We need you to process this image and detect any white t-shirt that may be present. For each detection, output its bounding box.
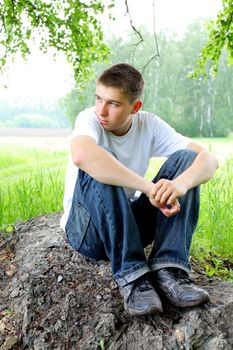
[60,107,190,231]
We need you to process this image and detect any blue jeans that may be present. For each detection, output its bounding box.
[65,149,199,287]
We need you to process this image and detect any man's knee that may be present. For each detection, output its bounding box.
[154,149,198,181]
[172,148,197,160]
[169,149,198,167]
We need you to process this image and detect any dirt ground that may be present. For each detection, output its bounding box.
[0,213,233,350]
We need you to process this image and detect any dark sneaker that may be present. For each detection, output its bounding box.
[119,275,163,315]
[152,268,210,308]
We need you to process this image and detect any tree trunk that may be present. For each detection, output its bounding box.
[206,77,214,137]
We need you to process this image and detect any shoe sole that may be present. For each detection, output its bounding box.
[157,289,210,308]
[124,303,163,316]
[169,296,210,308]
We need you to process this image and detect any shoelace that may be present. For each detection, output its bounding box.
[129,277,152,303]
[136,277,153,292]
[173,270,195,285]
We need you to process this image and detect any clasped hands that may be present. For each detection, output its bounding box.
[148,178,188,217]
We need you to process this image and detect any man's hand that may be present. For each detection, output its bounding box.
[148,178,188,217]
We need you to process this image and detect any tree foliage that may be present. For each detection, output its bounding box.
[0,0,111,84]
[191,0,233,77]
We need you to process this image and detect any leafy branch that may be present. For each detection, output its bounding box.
[124,0,160,73]
[0,0,110,86]
[191,0,233,78]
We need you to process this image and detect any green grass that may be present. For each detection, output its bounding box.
[0,135,232,279]
[191,158,233,279]
[194,134,233,161]
[193,159,233,257]
[0,143,68,226]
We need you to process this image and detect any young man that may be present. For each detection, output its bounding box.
[61,63,218,316]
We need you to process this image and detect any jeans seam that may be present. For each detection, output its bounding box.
[92,181,125,269]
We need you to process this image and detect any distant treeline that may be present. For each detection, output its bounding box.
[0,96,69,128]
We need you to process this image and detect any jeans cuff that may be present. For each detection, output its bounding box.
[148,258,191,276]
[114,262,150,288]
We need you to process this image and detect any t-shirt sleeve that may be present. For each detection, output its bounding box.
[71,107,101,143]
[152,115,190,157]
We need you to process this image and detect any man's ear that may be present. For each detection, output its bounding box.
[131,100,142,114]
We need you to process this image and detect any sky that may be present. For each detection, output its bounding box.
[0,0,222,100]
[112,0,222,35]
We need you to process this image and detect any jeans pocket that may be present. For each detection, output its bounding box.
[65,202,107,260]
[65,202,91,251]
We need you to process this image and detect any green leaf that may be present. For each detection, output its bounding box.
[0,0,113,86]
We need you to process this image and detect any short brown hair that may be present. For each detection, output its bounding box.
[97,63,144,103]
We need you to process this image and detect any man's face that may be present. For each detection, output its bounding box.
[95,83,142,136]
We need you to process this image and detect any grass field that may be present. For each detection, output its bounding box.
[0,134,233,278]
[0,136,69,226]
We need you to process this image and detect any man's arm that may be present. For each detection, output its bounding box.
[175,141,219,190]
[71,135,154,195]
[148,141,219,215]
